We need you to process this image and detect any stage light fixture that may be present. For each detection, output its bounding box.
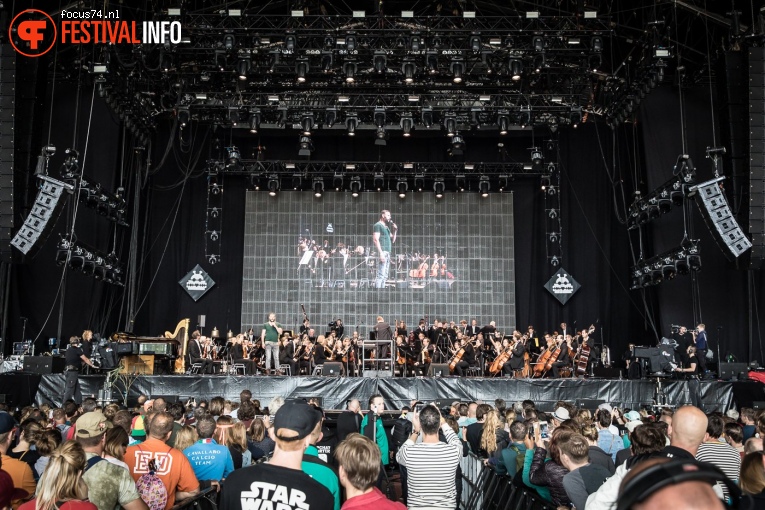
[374,108,386,128]
[444,113,457,137]
[298,135,314,156]
[509,59,523,80]
[570,106,582,128]
[479,176,490,197]
[313,178,324,197]
[333,174,343,191]
[434,178,445,198]
[455,175,466,192]
[321,52,333,72]
[267,175,279,196]
[350,177,361,197]
[223,34,235,50]
[451,132,465,156]
[178,108,190,127]
[450,60,464,83]
[226,146,241,167]
[519,106,531,128]
[533,54,545,73]
[591,36,603,53]
[497,111,510,135]
[296,59,309,82]
[410,36,421,51]
[397,179,408,198]
[402,61,416,83]
[248,111,261,133]
[374,127,388,146]
[343,61,357,83]
[325,108,337,127]
[160,52,172,72]
[589,54,602,72]
[470,35,481,52]
[414,174,425,192]
[374,52,387,73]
[532,35,544,52]
[531,147,543,165]
[400,114,413,137]
[426,51,438,74]
[237,58,251,80]
[285,34,296,51]
[541,175,550,191]
[345,115,358,136]
[421,107,433,128]
[346,35,357,51]
[499,175,510,192]
[301,113,314,135]
[373,173,384,191]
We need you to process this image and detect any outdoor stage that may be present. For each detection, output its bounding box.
[3,373,764,412]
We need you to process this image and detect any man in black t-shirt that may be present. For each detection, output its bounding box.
[220,401,333,510]
[63,336,97,404]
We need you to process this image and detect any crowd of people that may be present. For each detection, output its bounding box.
[2,391,765,510]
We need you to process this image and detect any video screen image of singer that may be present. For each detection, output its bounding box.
[242,192,516,330]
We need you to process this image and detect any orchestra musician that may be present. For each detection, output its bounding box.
[415,319,428,337]
[188,330,214,374]
[526,325,542,356]
[299,318,311,337]
[551,334,572,378]
[337,337,355,376]
[394,336,411,377]
[465,319,480,338]
[314,335,329,367]
[452,337,476,377]
[297,336,314,375]
[231,334,257,374]
[330,319,344,338]
[413,337,433,376]
[396,320,408,339]
[499,335,526,376]
[279,334,297,376]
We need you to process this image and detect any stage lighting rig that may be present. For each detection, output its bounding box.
[248,111,261,134]
[627,155,695,229]
[373,173,384,191]
[313,178,324,197]
[402,61,416,84]
[345,115,358,136]
[226,146,242,168]
[450,60,464,83]
[400,114,413,137]
[55,237,124,286]
[530,147,544,166]
[444,113,457,137]
[374,52,387,73]
[296,59,309,82]
[397,179,408,198]
[434,178,445,198]
[630,240,700,290]
[451,133,466,156]
[343,61,357,83]
[298,136,314,156]
[267,175,280,196]
[301,113,314,136]
[350,177,362,197]
[479,176,490,197]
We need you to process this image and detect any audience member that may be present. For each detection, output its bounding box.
[0,468,28,510]
[247,417,274,460]
[183,414,233,483]
[740,451,765,502]
[8,421,42,479]
[559,433,611,510]
[18,441,96,510]
[0,413,36,505]
[300,407,340,510]
[360,395,389,468]
[103,426,130,470]
[33,429,62,478]
[336,434,405,510]
[696,414,741,499]
[336,400,362,442]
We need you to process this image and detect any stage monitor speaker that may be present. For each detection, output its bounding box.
[116,342,138,355]
[576,399,606,410]
[198,315,206,328]
[593,367,622,379]
[428,364,451,377]
[10,176,73,257]
[719,362,749,381]
[694,179,752,260]
[23,356,65,374]
[323,362,343,376]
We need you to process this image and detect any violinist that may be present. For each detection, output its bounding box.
[188,330,214,375]
[551,334,572,378]
[231,334,257,375]
[313,335,329,367]
[337,337,355,376]
[394,336,410,377]
[453,337,476,377]
[396,320,408,339]
[298,336,314,374]
[279,334,297,376]
[413,337,433,376]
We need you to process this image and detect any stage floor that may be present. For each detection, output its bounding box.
[2,373,762,412]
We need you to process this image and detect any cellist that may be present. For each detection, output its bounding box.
[551,334,572,378]
[452,336,475,376]
[503,333,527,376]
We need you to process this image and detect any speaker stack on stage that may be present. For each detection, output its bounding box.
[23,356,65,374]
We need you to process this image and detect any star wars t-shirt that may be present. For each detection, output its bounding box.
[219,463,333,510]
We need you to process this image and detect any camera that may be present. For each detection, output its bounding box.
[670,324,681,334]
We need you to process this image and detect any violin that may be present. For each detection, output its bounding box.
[421,346,431,365]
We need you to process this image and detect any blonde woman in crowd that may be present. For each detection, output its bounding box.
[102,427,130,470]
[173,425,199,452]
[19,441,96,510]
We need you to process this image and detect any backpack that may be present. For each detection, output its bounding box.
[509,445,525,474]
[135,458,168,510]
[391,417,412,450]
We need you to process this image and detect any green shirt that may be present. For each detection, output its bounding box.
[302,445,340,510]
[262,322,281,343]
[373,221,392,253]
[361,413,390,466]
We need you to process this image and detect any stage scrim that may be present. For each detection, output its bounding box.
[242,192,516,331]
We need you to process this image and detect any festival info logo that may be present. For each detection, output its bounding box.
[544,268,581,305]
[9,9,57,57]
[179,264,215,302]
[9,8,183,57]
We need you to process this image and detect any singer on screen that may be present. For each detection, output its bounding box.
[372,209,397,288]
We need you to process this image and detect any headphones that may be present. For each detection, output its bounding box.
[617,459,754,510]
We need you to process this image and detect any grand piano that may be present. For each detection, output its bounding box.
[111,319,190,375]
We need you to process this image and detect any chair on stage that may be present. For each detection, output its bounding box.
[278,364,292,376]
[466,366,482,377]
[189,362,203,375]
[232,362,247,375]
[311,365,323,375]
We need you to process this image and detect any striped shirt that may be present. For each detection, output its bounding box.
[696,440,741,499]
[396,424,463,510]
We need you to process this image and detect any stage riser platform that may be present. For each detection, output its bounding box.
[2,374,759,412]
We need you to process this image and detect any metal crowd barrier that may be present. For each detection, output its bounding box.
[171,486,218,510]
[459,453,558,510]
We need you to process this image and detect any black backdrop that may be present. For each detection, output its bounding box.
[5,81,764,365]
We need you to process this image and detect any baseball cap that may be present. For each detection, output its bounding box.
[0,469,28,508]
[552,407,570,422]
[598,403,613,414]
[0,412,17,434]
[76,411,113,438]
[625,410,642,422]
[273,401,322,441]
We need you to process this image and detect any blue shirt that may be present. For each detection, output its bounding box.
[696,330,707,350]
[183,439,234,481]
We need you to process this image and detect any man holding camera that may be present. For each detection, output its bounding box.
[261,313,283,374]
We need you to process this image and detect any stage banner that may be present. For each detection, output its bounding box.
[179,264,215,302]
[544,268,580,305]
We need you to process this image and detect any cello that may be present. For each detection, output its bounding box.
[489,346,512,375]
[533,347,554,377]
[449,347,465,372]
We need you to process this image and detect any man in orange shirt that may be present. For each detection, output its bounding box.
[125,412,199,509]
[0,413,34,509]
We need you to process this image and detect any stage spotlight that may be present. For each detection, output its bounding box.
[675,257,690,275]
[532,35,544,52]
[374,52,387,73]
[346,35,357,51]
[301,113,314,135]
[499,175,510,192]
[421,107,433,128]
[591,36,603,53]
[589,54,602,71]
[237,58,250,80]
[519,106,531,128]
[509,59,522,80]
[455,175,466,192]
[345,115,358,136]
[497,111,510,135]
[226,146,241,167]
[223,34,235,50]
[267,175,279,196]
[298,135,314,156]
[374,127,388,146]
[451,132,465,156]
[688,254,701,271]
[178,108,190,127]
[313,178,324,197]
[296,59,309,82]
[470,35,481,52]
[444,114,457,137]
[374,108,386,128]
[321,52,333,72]
[433,179,445,198]
[248,111,261,134]
[350,177,361,197]
[530,147,543,165]
[160,52,172,72]
[426,51,438,74]
[402,61,416,84]
[410,36,421,51]
[657,195,672,214]
[325,107,337,127]
[479,176,490,197]
[397,179,408,198]
[662,259,677,280]
[285,34,296,51]
[450,60,464,83]
[570,106,582,128]
[343,61,357,83]
[373,173,384,191]
[400,114,413,137]
[541,175,550,191]
[333,173,343,191]
[414,174,425,192]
